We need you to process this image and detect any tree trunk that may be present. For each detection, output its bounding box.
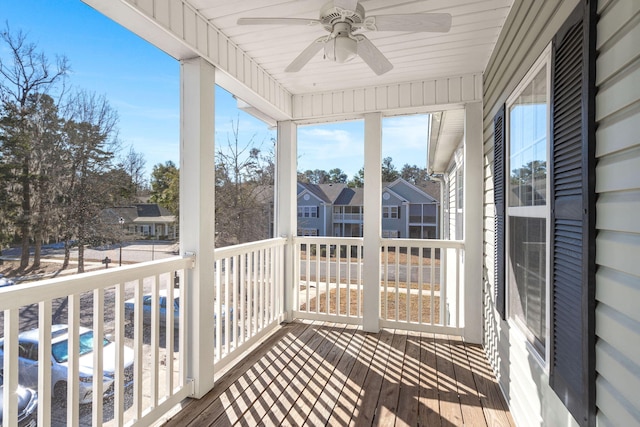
[77,244,84,273]
[62,240,70,269]
[33,234,41,268]
[19,157,31,269]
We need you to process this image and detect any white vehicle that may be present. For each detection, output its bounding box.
[0,274,15,288]
[0,325,135,404]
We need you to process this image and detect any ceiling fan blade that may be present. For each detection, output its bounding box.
[362,13,452,32]
[285,37,327,73]
[237,17,321,26]
[334,0,359,12]
[356,36,393,75]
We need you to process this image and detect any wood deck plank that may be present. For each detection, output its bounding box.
[166,321,308,426]
[375,330,407,426]
[304,326,365,426]
[263,322,346,425]
[418,332,442,427]
[325,331,381,426]
[464,341,516,427]
[187,320,317,426]
[351,328,394,427]
[161,322,513,427]
[448,335,487,427]
[434,334,464,426]
[284,324,358,425]
[230,321,335,426]
[394,330,421,427]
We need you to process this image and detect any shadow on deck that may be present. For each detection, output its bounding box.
[163,320,514,426]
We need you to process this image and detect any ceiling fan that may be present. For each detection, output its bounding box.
[237,0,452,75]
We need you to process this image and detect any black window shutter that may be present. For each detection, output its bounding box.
[549,1,596,426]
[493,104,506,320]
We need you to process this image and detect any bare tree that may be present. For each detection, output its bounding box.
[60,91,119,272]
[0,25,69,268]
[215,118,273,246]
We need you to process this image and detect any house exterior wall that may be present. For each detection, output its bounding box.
[445,144,464,241]
[481,1,582,426]
[593,0,640,425]
[297,196,324,235]
[381,191,404,237]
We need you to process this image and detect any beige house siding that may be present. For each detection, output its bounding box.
[481,0,581,426]
[594,0,640,425]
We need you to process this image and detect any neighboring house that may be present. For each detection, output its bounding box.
[297,178,440,239]
[102,204,177,240]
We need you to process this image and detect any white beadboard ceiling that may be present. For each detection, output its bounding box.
[188,0,513,95]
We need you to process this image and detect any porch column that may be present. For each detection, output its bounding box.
[180,57,216,397]
[363,112,382,333]
[463,101,483,344]
[276,120,297,321]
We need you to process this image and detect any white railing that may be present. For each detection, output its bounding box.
[332,213,364,222]
[380,238,464,332]
[293,237,464,334]
[294,237,364,324]
[213,238,286,372]
[0,256,194,427]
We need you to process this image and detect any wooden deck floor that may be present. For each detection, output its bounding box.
[163,320,514,427]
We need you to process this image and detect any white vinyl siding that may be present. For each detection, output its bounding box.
[594,0,640,425]
[481,1,582,426]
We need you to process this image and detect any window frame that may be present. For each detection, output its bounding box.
[505,44,552,368]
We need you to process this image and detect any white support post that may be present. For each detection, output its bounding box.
[363,112,382,333]
[275,120,297,321]
[180,57,216,397]
[463,101,483,344]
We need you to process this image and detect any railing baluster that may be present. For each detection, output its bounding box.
[151,274,160,407]
[418,247,424,325]
[215,258,222,361]
[165,274,175,396]
[133,278,143,419]
[67,293,80,427]
[325,244,330,315]
[406,246,412,323]
[92,287,104,425]
[115,282,125,425]
[240,253,246,344]
[431,247,436,325]
[3,309,19,427]
[37,300,52,427]
[305,242,310,312]
[346,244,352,317]
[395,246,400,322]
[232,254,238,350]
[357,244,362,317]
[315,243,320,314]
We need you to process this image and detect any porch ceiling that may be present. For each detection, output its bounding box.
[190,0,513,95]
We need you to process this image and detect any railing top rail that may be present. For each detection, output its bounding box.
[293,236,363,245]
[214,237,286,259]
[381,238,465,249]
[0,255,193,311]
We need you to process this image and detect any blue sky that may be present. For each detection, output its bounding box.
[1,0,428,180]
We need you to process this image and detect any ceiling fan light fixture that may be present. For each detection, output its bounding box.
[325,35,357,63]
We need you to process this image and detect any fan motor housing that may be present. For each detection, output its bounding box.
[320,1,365,32]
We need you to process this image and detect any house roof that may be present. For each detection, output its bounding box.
[103,204,176,225]
[296,178,440,206]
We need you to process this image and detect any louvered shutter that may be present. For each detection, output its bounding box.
[549,1,596,426]
[493,105,506,320]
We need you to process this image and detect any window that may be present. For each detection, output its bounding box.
[382,206,398,219]
[506,47,550,357]
[297,206,317,218]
